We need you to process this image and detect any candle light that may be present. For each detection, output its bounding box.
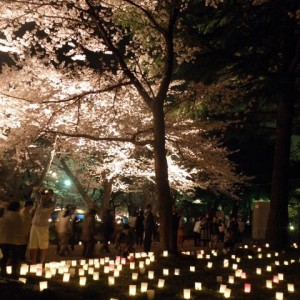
[141,282,148,292]
[158,278,165,288]
[287,283,295,292]
[219,284,227,293]
[39,281,48,291]
[93,272,99,280]
[63,273,70,282]
[174,268,180,276]
[224,288,231,298]
[244,283,251,293]
[108,276,115,285]
[190,266,195,272]
[78,268,85,276]
[20,264,28,275]
[228,276,234,284]
[207,262,213,268]
[130,262,135,269]
[113,269,120,277]
[129,285,136,296]
[79,277,86,286]
[266,280,273,289]
[183,288,191,299]
[148,270,154,279]
[195,282,202,290]
[147,290,155,300]
[275,292,284,300]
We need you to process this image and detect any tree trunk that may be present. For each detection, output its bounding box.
[60,158,95,209]
[266,90,294,249]
[266,9,299,248]
[152,100,174,252]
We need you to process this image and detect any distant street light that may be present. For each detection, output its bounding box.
[64,179,71,187]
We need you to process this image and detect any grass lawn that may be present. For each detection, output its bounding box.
[0,244,299,299]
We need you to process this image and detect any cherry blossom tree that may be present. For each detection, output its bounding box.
[0,0,246,251]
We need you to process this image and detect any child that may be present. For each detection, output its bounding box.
[115,224,134,257]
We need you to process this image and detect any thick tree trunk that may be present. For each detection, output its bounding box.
[266,9,299,248]
[152,101,174,252]
[266,90,294,249]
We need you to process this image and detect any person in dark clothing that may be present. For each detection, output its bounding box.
[81,209,97,258]
[115,224,135,257]
[135,210,144,247]
[171,206,181,253]
[143,204,155,253]
[100,208,115,253]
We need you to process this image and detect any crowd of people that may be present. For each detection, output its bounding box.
[0,186,246,276]
[191,213,245,253]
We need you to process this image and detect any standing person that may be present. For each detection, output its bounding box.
[143,204,155,253]
[0,201,26,275]
[200,214,211,249]
[193,217,201,247]
[135,210,144,247]
[56,207,72,256]
[210,215,220,249]
[100,208,115,253]
[81,208,97,258]
[171,206,181,253]
[29,187,56,265]
[19,200,34,262]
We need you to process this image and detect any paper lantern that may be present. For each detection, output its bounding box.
[275,292,284,300]
[147,290,155,300]
[287,283,295,292]
[129,285,136,296]
[224,288,231,298]
[244,283,251,293]
[174,268,180,276]
[108,276,115,285]
[256,268,262,275]
[190,266,195,272]
[183,288,191,299]
[130,262,135,269]
[93,272,99,280]
[132,272,138,280]
[278,273,284,281]
[163,268,169,276]
[228,276,234,284]
[39,281,48,291]
[207,262,213,268]
[148,270,154,279]
[163,250,168,257]
[219,284,227,293]
[63,273,70,282]
[79,277,86,286]
[195,282,202,290]
[158,279,165,288]
[141,282,148,292]
[216,276,223,283]
[266,280,273,289]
